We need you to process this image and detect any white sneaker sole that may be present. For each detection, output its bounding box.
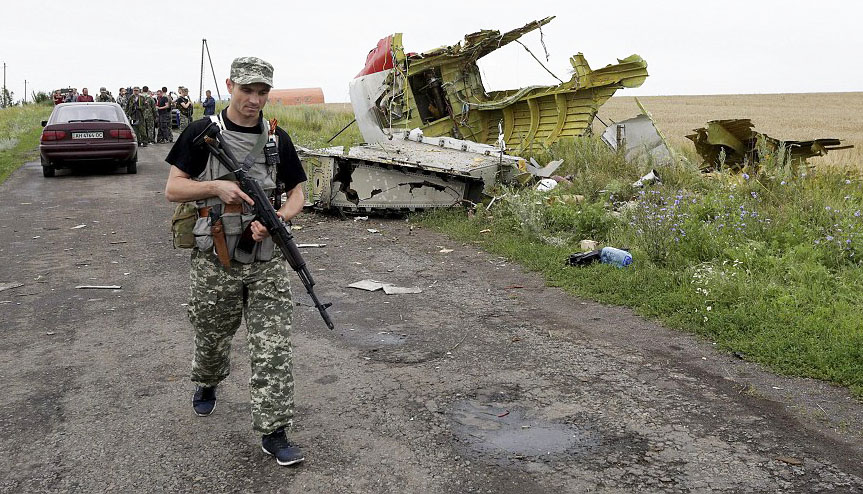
[261,445,305,466]
[194,402,215,417]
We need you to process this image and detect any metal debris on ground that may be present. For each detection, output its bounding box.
[686,119,853,171]
[297,243,327,248]
[299,132,529,213]
[348,279,422,294]
[601,98,673,164]
[75,285,122,289]
[632,169,661,187]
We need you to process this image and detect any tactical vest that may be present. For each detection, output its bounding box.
[191,113,278,264]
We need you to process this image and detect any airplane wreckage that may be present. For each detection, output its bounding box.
[299,17,650,213]
[686,119,853,171]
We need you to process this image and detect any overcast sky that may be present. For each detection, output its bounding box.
[2,0,861,103]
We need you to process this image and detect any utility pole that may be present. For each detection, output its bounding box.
[24,79,27,104]
[198,39,221,103]
[2,62,6,109]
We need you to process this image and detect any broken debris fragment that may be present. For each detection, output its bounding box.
[351,16,648,153]
[348,279,422,295]
[687,119,852,171]
[75,285,122,290]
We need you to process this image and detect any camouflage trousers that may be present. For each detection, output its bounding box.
[143,113,155,143]
[179,112,192,132]
[188,249,295,434]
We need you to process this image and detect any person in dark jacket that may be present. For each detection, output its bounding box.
[202,89,216,116]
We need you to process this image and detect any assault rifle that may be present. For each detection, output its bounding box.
[193,121,335,329]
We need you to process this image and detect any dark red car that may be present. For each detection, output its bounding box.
[40,102,138,177]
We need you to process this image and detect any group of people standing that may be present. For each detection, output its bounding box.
[52,87,117,104]
[53,85,217,147]
[121,86,198,147]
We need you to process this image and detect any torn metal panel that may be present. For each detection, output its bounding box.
[601,114,672,164]
[350,17,648,154]
[299,133,527,213]
[686,119,853,171]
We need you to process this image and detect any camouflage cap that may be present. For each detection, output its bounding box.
[100,87,107,92]
[230,56,273,87]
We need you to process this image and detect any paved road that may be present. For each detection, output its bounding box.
[1,145,861,493]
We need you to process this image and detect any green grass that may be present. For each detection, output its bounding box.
[189,102,362,149]
[0,104,53,183]
[421,137,863,398]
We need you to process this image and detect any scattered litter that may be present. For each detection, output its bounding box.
[479,229,491,234]
[354,216,369,222]
[579,239,598,251]
[46,331,55,336]
[0,283,24,293]
[497,410,510,418]
[75,285,121,290]
[291,225,303,231]
[438,248,454,254]
[505,285,524,289]
[600,247,632,268]
[32,236,41,239]
[348,279,422,295]
[123,273,130,276]
[71,224,86,229]
[776,457,804,466]
[109,241,127,245]
[535,178,558,192]
[297,243,327,248]
[367,229,380,234]
[0,300,11,304]
[382,285,422,295]
[567,250,601,267]
[632,169,661,188]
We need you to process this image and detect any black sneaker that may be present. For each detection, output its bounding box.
[192,386,216,416]
[261,428,305,466]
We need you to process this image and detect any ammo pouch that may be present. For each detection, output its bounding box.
[193,205,276,265]
[171,201,198,249]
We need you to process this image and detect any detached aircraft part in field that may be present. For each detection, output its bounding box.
[686,119,854,171]
[349,16,649,154]
[299,131,528,213]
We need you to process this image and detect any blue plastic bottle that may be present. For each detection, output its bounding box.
[600,247,632,268]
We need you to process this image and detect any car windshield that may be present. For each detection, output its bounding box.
[53,105,123,123]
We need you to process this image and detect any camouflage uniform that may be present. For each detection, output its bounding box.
[125,92,147,144]
[188,249,294,433]
[142,94,156,144]
[96,88,115,102]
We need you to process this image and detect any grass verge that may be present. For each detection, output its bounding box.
[420,137,863,399]
[0,104,53,184]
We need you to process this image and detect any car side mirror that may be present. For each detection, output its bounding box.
[41,120,48,127]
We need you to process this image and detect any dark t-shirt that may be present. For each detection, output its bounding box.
[165,109,307,192]
[156,96,170,114]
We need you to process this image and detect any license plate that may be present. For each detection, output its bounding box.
[72,131,103,139]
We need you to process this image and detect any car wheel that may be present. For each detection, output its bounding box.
[126,159,137,174]
[41,156,55,177]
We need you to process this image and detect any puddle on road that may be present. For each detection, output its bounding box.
[450,400,601,462]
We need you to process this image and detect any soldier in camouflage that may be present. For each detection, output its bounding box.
[125,87,148,147]
[164,56,309,467]
[141,86,156,145]
[96,87,115,102]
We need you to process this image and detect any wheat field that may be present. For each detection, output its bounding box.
[595,92,863,167]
